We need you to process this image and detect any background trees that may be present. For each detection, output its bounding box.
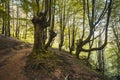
[0,0,10,36]
[104,0,120,78]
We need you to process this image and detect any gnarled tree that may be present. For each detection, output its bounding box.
[76,0,112,58]
[31,0,53,54]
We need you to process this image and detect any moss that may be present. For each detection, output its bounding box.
[26,51,63,71]
[25,50,67,80]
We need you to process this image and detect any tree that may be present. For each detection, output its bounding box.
[58,0,66,51]
[15,5,19,38]
[97,33,105,74]
[75,0,112,58]
[69,14,76,54]
[31,0,50,54]
[0,0,11,36]
[106,0,120,76]
[45,0,57,50]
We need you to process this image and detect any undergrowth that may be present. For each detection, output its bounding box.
[26,51,63,71]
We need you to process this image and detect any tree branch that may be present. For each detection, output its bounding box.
[81,0,85,40]
[81,0,112,52]
[36,0,40,16]
[94,0,108,26]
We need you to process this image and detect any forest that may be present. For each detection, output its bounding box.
[0,0,120,80]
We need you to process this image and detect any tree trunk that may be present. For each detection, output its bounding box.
[59,8,63,51]
[12,0,15,37]
[7,0,10,37]
[4,0,11,36]
[59,1,66,51]
[117,51,120,75]
[76,39,83,58]
[2,17,5,34]
[45,30,57,49]
[24,15,28,39]
[45,0,57,50]
[16,6,19,38]
[32,21,45,54]
[70,15,75,54]
[97,34,105,74]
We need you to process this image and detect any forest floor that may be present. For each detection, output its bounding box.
[0,35,110,80]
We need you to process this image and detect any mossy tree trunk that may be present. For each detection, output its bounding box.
[32,15,47,54]
[25,0,57,70]
[31,0,49,54]
[33,22,44,54]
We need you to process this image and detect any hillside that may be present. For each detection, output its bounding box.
[0,36,110,80]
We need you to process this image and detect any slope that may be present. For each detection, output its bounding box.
[0,35,110,80]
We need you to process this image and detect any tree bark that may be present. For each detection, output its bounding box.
[32,16,46,54]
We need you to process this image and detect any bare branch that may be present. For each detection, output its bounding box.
[89,28,105,42]
[94,0,108,26]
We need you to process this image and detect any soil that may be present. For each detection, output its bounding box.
[0,48,31,80]
[0,36,110,80]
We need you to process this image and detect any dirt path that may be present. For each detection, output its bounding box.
[0,48,32,80]
[0,47,108,80]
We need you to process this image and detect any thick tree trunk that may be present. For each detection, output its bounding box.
[32,14,48,54]
[31,0,50,54]
[32,22,45,54]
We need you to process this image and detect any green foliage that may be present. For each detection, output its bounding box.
[0,0,119,79]
[20,0,37,15]
[0,2,6,18]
